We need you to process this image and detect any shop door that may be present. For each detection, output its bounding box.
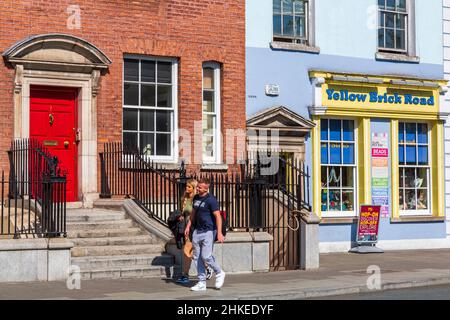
[30,86,78,202]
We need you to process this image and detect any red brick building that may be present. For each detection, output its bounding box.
[0,1,246,204]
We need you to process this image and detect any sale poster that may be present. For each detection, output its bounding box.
[371,132,389,218]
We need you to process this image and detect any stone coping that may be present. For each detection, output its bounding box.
[0,238,74,251]
[167,231,273,244]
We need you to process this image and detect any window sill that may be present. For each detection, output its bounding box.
[320,217,358,224]
[270,42,320,54]
[375,52,420,63]
[201,164,228,171]
[390,216,445,223]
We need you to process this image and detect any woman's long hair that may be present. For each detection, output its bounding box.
[181,179,198,211]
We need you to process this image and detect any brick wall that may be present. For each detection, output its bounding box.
[0,0,246,177]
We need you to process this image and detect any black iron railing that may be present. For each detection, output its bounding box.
[3,139,67,238]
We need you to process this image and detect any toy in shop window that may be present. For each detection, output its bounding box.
[321,190,327,211]
[417,190,427,209]
[329,190,340,211]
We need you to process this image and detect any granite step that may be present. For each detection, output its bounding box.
[79,264,180,280]
[71,253,174,269]
[71,244,165,257]
[70,235,157,247]
[67,227,146,239]
[67,219,134,231]
[66,210,126,222]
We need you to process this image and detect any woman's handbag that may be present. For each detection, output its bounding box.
[183,237,193,258]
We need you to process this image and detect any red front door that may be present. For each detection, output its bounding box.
[30,86,78,202]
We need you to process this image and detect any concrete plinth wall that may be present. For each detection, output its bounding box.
[167,232,273,275]
[0,238,73,282]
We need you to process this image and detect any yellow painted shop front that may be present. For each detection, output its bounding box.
[309,71,447,223]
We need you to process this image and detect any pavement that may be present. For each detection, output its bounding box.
[2,249,450,300]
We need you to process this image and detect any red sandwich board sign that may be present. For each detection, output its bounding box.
[357,205,381,244]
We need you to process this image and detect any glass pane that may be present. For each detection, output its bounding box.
[418,146,428,165]
[123,108,138,131]
[157,85,172,108]
[156,134,171,156]
[321,189,328,212]
[203,136,214,158]
[386,0,395,10]
[203,68,214,90]
[330,143,342,164]
[378,28,385,47]
[396,29,405,50]
[273,14,282,36]
[124,59,139,82]
[140,133,154,156]
[395,13,405,29]
[321,143,328,164]
[203,91,215,112]
[399,145,405,164]
[321,166,328,188]
[398,122,404,143]
[328,166,340,187]
[342,191,354,212]
[397,0,406,11]
[123,132,138,151]
[282,0,293,14]
[124,83,139,106]
[329,190,341,211]
[320,119,328,140]
[141,61,155,83]
[417,123,428,143]
[399,189,405,209]
[295,16,305,38]
[416,168,428,188]
[203,115,215,135]
[405,189,416,210]
[399,168,404,187]
[404,167,415,187]
[283,15,294,36]
[378,0,385,8]
[417,190,428,210]
[341,167,354,188]
[379,13,385,28]
[386,12,395,28]
[141,84,155,106]
[157,62,172,84]
[156,111,171,132]
[406,123,416,143]
[294,0,305,14]
[405,145,416,165]
[342,143,354,164]
[343,120,354,141]
[330,120,341,141]
[385,28,394,48]
[274,0,282,14]
[140,109,154,132]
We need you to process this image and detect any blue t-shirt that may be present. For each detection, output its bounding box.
[193,194,220,233]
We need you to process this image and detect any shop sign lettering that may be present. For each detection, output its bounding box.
[326,89,435,106]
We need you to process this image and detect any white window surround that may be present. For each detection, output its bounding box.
[398,121,432,217]
[376,0,418,62]
[123,54,179,164]
[320,118,359,218]
[202,62,222,165]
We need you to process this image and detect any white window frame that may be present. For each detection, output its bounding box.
[398,121,432,217]
[122,54,178,163]
[377,0,416,56]
[202,62,222,164]
[320,118,358,218]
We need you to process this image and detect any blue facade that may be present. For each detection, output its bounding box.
[246,0,446,248]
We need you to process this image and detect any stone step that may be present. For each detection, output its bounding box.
[66,210,126,223]
[67,227,146,239]
[70,235,157,247]
[71,253,174,269]
[79,264,180,280]
[71,244,165,257]
[67,219,134,231]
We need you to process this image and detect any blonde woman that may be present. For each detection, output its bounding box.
[176,179,213,284]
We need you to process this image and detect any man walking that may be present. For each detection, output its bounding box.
[185,177,225,291]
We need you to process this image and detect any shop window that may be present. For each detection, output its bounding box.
[320,119,356,216]
[378,0,413,55]
[202,62,221,164]
[398,122,430,215]
[123,57,177,161]
[273,0,311,45]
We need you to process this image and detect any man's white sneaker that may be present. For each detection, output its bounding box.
[215,271,226,289]
[190,282,207,292]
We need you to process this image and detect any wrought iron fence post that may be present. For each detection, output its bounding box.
[99,152,112,198]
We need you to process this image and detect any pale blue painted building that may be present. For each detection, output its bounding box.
[246,0,450,252]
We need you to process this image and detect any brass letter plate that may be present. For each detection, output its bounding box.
[43,140,58,146]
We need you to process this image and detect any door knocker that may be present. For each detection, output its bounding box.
[49,113,54,126]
